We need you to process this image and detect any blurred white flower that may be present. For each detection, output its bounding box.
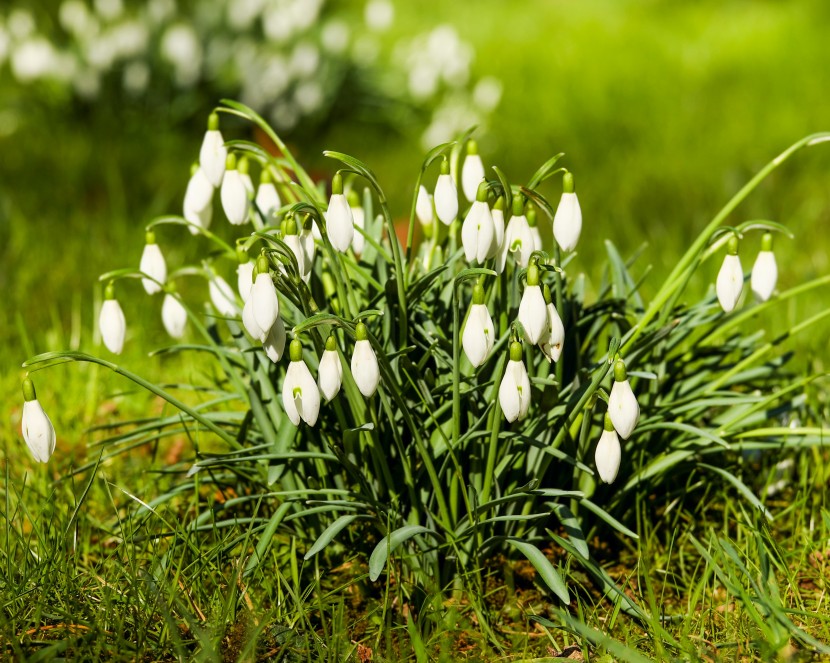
[161,293,187,339]
[321,20,349,53]
[160,23,202,87]
[199,113,226,188]
[365,0,394,32]
[21,378,56,464]
[209,274,237,317]
[183,164,214,233]
[94,0,124,22]
[139,233,167,295]
[472,76,503,112]
[237,259,254,302]
[11,38,58,82]
[416,185,434,227]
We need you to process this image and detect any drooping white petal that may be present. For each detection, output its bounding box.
[499,359,531,422]
[255,181,281,221]
[22,400,56,463]
[209,275,238,317]
[595,429,621,484]
[552,192,582,252]
[251,272,279,335]
[199,129,227,188]
[539,302,565,363]
[530,226,543,252]
[99,299,126,354]
[716,253,744,312]
[434,174,458,225]
[751,250,777,302]
[140,243,167,295]
[502,214,534,269]
[461,201,495,264]
[161,293,187,339]
[284,235,306,281]
[318,349,343,401]
[300,227,316,278]
[326,193,354,252]
[183,167,214,221]
[221,170,250,225]
[240,171,255,196]
[242,294,265,341]
[462,303,494,367]
[461,154,484,203]
[490,207,505,259]
[351,339,380,397]
[416,185,433,226]
[237,261,254,302]
[283,360,321,426]
[185,199,213,235]
[351,205,366,255]
[518,285,547,344]
[608,379,639,439]
[263,316,286,363]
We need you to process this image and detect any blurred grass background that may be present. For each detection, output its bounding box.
[2,0,829,442]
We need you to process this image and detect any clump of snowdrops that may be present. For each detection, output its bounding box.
[21,102,830,616]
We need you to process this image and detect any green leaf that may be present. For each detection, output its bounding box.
[698,463,773,520]
[304,515,359,560]
[506,539,570,603]
[550,503,589,559]
[578,499,639,540]
[492,165,513,209]
[369,526,440,581]
[526,152,565,190]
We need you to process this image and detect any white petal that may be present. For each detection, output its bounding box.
[282,362,302,426]
[251,272,279,335]
[296,361,321,426]
[530,226,543,252]
[751,251,777,302]
[351,339,380,397]
[326,193,354,252]
[461,154,485,203]
[461,201,495,264]
[499,359,530,422]
[490,208,505,259]
[185,200,213,235]
[99,299,126,354]
[22,400,56,463]
[240,172,254,195]
[552,192,582,252]
[237,261,254,301]
[183,167,214,218]
[351,206,366,255]
[209,276,238,317]
[539,302,565,363]
[416,185,433,226]
[300,228,316,277]
[139,244,167,295]
[518,285,547,344]
[716,254,744,312]
[255,181,281,221]
[504,215,533,268]
[318,349,343,401]
[263,316,285,363]
[595,429,621,484]
[161,294,187,339]
[608,379,639,440]
[462,304,493,368]
[242,295,265,341]
[515,360,532,419]
[199,129,227,188]
[221,170,250,225]
[284,235,306,280]
[434,174,458,225]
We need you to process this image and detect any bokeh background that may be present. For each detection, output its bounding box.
[2,0,829,410]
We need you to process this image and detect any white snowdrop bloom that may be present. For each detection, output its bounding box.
[351,322,380,397]
[183,164,214,234]
[318,335,343,401]
[461,282,495,368]
[595,416,622,484]
[282,217,307,281]
[326,173,354,252]
[242,295,264,341]
[716,237,743,313]
[461,140,485,203]
[161,293,187,339]
[608,360,639,440]
[99,282,126,354]
[21,378,56,464]
[490,196,505,259]
[139,231,167,295]
[349,192,366,255]
[199,112,227,188]
[263,315,286,363]
[552,173,582,252]
[255,169,281,222]
[751,233,778,302]
[415,185,434,227]
[461,185,495,264]
[221,154,250,225]
[209,274,237,317]
[499,342,531,423]
[237,259,254,302]
[527,208,543,252]
[250,256,279,335]
[237,157,254,197]
[497,198,534,272]
[300,223,316,275]
[539,293,565,363]
[282,339,321,426]
[434,159,458,225]
[517,264,548,344]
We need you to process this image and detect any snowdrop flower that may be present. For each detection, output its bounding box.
[183,162,214,234]
[21,378,56,464]
[499,341,531,422]
[250,254,279,336]
[539,285,565,363]
[300,216,316,275]
[461,139,485,203]
[209,273,237,317]
[434,158,458,225]
[416,184,434,227]
[490,195,505,258]
[318,334,343,401]
[255,168,281,223]
[325,172,354,252]
[282,338,321,426]
[751,232,778,302]
[139,231,167,295]
[99,281,126,354]
[199,112,226,188]
[552,172,582,252]
[238,156,255,195]
[221,154,250,225]
[348,191,366,255]
[461,183,495,264]
[236,252,254,302]
[608,359,639,440]
[595,414,621,484]
[242,295,265,341]
[263,315,286,363]
[351,322,380,397]
[161,291,187,339]
[517,263,547,344]
[462,280,495,367]
[716,236,743,313]
[527,206,542,252]
[283,216,307,281]
[497,197,534,272]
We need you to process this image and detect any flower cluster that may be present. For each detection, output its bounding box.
[715,232,778,312]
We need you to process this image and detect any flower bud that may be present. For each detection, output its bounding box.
[552,172,582,252]
[221,154,251,225]
[199,112,227,188]
[434,158,458,225]
[263,315,286,363]
[750,233,777,302]
[461,140,485,203]
[461,183,495,264]
[608,359,639,439]
[499,341,531,422]
[21,378,56,463]
[326,173,354,252]
[716,236,743,312]
[518,264,547,344]
[161,292,187,339]
[351,322,380,397]
[282,338,321,426]
[255,168,281,222]
[595,414,621,484]
[99,282,127,354]
[139,231,167,295]
[318,335,343,401]
[183,163,214,234]
[416,185,434,227]
[250,255,279,336]
[462,281,495,367]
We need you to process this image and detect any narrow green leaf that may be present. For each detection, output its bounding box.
[369,526,439,581]
[304,515,359,560]
[506,539,570,603]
